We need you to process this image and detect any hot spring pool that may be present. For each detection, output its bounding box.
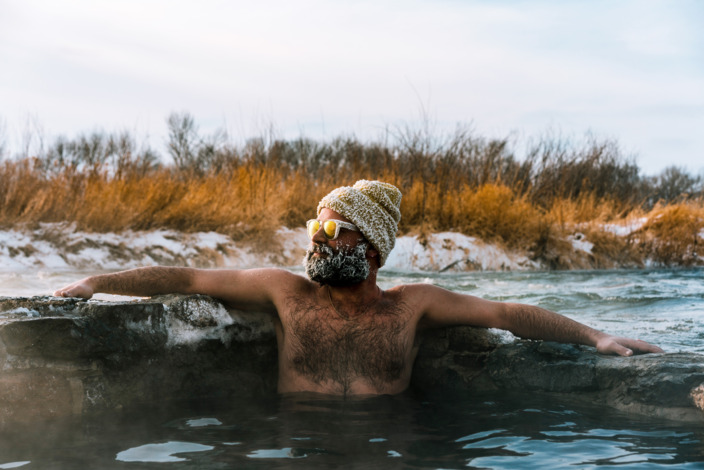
[1,391,702,469]
[1,268,703,467]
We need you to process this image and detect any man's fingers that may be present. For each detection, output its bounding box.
[53,286,86,298]
[54,288,71,297]
[631,340,664,354]
[608,338,664,356]
[606,342,633,356]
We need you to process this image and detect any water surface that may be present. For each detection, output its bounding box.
[1,391,702,469]
[1,268,703,468]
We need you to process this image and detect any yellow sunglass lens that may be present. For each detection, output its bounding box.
[323,220,337,238]
[307,219,348,240]
[307,220,320,239]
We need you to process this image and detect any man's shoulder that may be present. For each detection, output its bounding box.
[250,267,318,292]
[196,267,312,292]
[385,282,443,303]
[386,282,441,294]
[247,267,311,286]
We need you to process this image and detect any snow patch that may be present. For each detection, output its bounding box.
[385,232,539,272]
[164,300,235,347]
[602,218,647,237]
[0,307,40,318]
[567,233,594,254]
[1,224,543,274]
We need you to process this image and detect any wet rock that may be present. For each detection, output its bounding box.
[1,295,703,424]
[413,337,704,422]
[0,295,277,424]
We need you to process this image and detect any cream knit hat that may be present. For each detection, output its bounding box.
[317,180,402,267]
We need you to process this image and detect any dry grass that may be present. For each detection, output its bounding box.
[1,128,702,268]
[636,203,704,266]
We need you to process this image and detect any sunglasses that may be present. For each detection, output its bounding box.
[307,219,360,240]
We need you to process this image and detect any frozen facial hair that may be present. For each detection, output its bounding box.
[304,242,370,286]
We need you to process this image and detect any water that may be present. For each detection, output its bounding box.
[1,267,703,467]
[1,392,702,469]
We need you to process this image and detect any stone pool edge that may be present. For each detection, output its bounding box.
[1,294,702,424]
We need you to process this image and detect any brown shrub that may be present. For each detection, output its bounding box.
[637,203,704,266]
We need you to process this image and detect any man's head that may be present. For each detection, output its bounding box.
[303,180,402,286]
[316,180,402,268]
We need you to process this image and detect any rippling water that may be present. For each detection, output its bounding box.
[1,391,702,469]
[1,267,703,468]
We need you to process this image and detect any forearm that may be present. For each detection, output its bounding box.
[499,302,606,347]
[86,267,196,297]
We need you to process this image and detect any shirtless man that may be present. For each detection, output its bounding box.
[55,180,663,396]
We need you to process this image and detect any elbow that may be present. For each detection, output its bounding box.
[177,267,218,296]
[491,302,514,331]
[178,268,200,294]
[493,302,537,337]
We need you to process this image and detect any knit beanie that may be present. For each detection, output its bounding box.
[317,180,402,267]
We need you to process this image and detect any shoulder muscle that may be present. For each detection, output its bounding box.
[397,283,506,329]
[189,268,308,313]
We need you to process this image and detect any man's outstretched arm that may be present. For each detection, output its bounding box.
[413,284,664,356]
[491,301,663,356]
[54,266,297,314]
[54,267,196,299]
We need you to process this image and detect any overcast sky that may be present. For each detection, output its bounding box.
[1,0,702,175]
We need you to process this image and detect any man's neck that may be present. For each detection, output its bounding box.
[325,275,382,318]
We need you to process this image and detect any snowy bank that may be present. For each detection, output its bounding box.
[0,223,538,273]
[384,232,539,272]
[0,220,698,275]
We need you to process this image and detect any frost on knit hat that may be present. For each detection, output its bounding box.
[317,180,402,267]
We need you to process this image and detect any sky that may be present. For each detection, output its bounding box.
[1,0,703,176]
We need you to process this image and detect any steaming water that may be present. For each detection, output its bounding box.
[1,391,703,469]
[1,267,703,468]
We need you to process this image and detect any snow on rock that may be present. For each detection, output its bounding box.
[567,233,594,254]
[0,223,306,272]
[385,232,540,272]
[602,218,647,237]
[6,219,700,273]
[0,224,543,273]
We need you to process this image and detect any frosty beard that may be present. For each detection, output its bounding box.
[304,242,371,286]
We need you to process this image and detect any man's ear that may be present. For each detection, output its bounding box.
[366,247,381,271]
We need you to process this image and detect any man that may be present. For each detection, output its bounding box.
[55,180,663,396]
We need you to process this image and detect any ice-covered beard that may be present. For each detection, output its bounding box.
[304,242,371,286]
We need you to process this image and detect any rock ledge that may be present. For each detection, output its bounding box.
[1,295,702,423]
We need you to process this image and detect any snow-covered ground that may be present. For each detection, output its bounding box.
[0,223,542,274]
[2,217,698,277]
[0,223,304,272]
[385,232,539,272]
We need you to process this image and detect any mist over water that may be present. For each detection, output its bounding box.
[2,388,703,468]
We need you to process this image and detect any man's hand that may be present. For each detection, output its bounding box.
[54,278,94,299]
[595,335,664,356]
